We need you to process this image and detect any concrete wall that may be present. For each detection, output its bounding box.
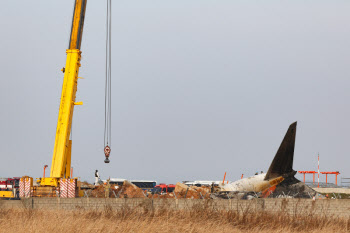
[314,187,350,194]
[1,198,350,218]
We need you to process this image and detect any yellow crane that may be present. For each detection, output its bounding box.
[37,0,87,187]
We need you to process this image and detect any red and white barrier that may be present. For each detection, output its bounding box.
[68,179,76,198]
[25,177,32,197]
[19,179,25,198]
[60,179,68,198]
[60,178,76,198]
[20,177,33,198]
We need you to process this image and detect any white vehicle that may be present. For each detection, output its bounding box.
[218,122,297,195]
[183,181,222,187]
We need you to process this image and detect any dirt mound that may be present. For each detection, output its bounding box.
[174,182,193,192]
[91,185,106,198]
[191,186,210,194]
[122,186,145,198]
[92,181,211,199]
[120,180,146,198]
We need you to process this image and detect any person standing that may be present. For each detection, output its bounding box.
[95,170,100,185]
[105,179,111,198]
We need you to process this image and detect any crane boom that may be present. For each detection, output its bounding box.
[40,0,87,187]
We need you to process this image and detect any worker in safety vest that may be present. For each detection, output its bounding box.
[105,178,110,198]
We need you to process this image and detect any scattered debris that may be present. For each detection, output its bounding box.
[87,176,318,200]
[270,177,317,198]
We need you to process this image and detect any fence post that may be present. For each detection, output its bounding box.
[184,187,189,198]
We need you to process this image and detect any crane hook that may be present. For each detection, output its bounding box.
[104,145,111,163]
[103,0,112,164]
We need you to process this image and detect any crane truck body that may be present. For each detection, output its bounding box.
[18,0,87,198]
[38,0,87,188]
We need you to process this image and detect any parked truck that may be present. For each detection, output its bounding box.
[0,177,20,198]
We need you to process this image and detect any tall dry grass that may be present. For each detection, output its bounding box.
[0,205,349,233]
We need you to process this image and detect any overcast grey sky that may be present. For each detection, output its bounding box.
[1,1,350,184]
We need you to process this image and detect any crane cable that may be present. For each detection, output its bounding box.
[104,0,112,163]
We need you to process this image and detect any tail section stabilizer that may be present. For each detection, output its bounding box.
[264,122,297,180]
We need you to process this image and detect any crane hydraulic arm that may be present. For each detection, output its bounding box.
[40,0,87,187]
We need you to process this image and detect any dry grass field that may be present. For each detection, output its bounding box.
[0,205,349,233]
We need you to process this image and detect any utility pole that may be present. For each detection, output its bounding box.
[317,154,320,188]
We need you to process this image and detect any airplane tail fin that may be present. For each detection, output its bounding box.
[264,122,297,180]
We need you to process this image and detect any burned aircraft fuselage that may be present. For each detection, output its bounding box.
[219,173,284,193]
[217,122,301,196]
